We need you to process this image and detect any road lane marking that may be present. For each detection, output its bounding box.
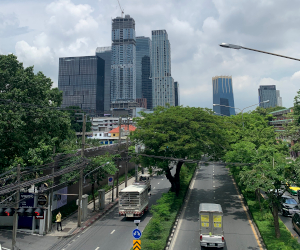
[158,182,160,184]
[95,247,100,250]
[231,177,264,250]
[110,229,115,234]
[153,187,156,189]
[169,169,197,250]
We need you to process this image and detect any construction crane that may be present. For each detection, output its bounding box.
[117,0,124,18]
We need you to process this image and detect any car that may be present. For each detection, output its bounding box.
[288,183,300,196]
[292,212,300,235]
[280,195,299,216]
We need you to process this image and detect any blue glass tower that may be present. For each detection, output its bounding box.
[111,14,136,104]
[136,36,151,99]
[212,76,235,116]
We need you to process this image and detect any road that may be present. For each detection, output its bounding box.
[169,163,264,250]
[46,172,171,250]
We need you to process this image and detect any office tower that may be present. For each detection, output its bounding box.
[151,30,175,108]
[174,81,180,106]
[111,14,136,104]
[96,47,111,112]
[58,56,105,116]
[258,85,277,108]
[136,36,151,100]
[212,76,235,116]
[141,48,152,109]
[276,90,282,107]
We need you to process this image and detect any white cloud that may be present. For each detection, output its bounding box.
[0,0,300,110]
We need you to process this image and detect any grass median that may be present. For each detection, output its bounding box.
[230,168,300,250]
[131,163,197,250]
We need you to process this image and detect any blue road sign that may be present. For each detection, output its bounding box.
[108,177,114,186]
[132,228,142,239]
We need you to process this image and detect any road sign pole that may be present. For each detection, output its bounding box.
[12,164,20,249]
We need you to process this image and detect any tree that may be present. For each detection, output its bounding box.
[223,111,291,239]
[131,106,228,195]
[0,54,72,172]
[64,106,92,132]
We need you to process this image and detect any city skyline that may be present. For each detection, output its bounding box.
[1,0,300,111]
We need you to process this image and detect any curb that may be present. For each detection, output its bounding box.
[165,163,199,249]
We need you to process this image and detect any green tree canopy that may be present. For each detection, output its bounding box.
[64,106,92,132]
[0,54,72,172]
[131,106,228,195]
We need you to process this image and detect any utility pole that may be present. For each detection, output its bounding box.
[48,146,55,232]
[116,117,122,198]
[12,164,20,250]
[125,116,129,187]
[78,114,86,227]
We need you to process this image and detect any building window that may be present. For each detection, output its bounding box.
[113,134,115,136]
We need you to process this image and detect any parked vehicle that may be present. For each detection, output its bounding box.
[118,182,149,218]
[199,203,225,248]
[292,212,300,235]
[288,183,300,196]
[139,174,151,191]
[280,195,299,216]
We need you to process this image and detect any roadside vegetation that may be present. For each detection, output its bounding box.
[130,163,197,250]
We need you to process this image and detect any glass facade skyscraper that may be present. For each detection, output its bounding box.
[96,46,111,112]
[258,85,278,108]
[212,76,235,116]
[141,55,152,109]
[136,36,151,99]
[151,30,175,108]
[111,15,136,103]
[58,56,105,116]
[174,81,180,106]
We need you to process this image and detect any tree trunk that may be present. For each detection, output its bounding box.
[165,161,183,196]
[92,183,95,211]
[272,202,280,238]
[255,189,262,211]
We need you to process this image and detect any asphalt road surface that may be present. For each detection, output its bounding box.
[46,172,171,250]
[169,163,264,250]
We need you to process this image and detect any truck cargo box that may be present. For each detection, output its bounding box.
[199,203,225,248]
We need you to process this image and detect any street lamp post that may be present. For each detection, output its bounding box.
[219,43,300,62]
[213,100,269,128]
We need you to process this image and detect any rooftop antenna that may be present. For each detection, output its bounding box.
[117,0,124,18]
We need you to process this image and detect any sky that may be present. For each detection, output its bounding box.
[1,0,300,111]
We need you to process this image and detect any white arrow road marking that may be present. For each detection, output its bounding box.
[110,229,115,234]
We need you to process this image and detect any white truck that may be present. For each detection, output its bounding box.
[199,203,225,248]
[119,182,149,218]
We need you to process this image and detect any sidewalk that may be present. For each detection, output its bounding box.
[47,174,140,237]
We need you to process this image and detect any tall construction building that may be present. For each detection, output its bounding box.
[151,30,175,108]
[258,85,278,108]
[96,46,111,112]
[212,76,235,116]
[110,14,136,105]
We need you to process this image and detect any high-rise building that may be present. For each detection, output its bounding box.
[141,54,152,109]
[174,81,180,106]
[136,36,151,99]
[111,14,136,104]
[276,90,282,107]
[96,47,111,112]
[258,85,277,108]
[58,56,105,116]
[212,76,235,116]
[151,30,175,108]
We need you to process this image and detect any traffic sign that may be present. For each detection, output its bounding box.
[132,228,142,239]
[133,240,141,250]
[108,177,114,186]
